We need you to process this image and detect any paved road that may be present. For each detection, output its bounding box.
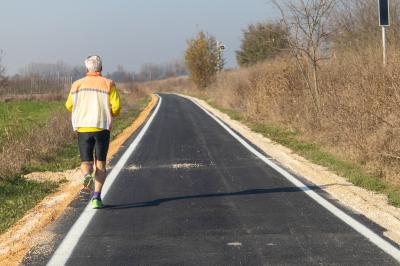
[41,94,399,265]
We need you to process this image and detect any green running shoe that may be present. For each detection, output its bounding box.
[82,173,93,190]
[91,198,104,209]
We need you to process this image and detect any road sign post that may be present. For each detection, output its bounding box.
[382,26,387,66]
[216,41,225,72]
[379,0,390,66]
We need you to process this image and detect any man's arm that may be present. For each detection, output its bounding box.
[109,84,121,117]
[65,92,73,112]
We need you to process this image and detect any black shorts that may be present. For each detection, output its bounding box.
[77,130,110,162]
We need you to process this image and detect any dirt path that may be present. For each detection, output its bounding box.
[0,94,158,266]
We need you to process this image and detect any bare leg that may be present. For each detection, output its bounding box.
[81,161,94,176]
[94,160,107,193]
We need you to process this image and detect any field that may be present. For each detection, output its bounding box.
[0,101,63,145]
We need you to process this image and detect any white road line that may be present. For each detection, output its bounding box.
[47,95,162,266]
[186,95,400,263]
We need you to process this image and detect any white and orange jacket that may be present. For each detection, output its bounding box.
[65,72,121,132]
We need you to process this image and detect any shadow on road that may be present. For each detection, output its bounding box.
[103,185,326,210]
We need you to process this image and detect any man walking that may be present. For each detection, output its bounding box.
[65,55,121,209]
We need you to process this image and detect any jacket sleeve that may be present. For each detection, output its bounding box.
[65,92,73,112]
[109,84,121,117]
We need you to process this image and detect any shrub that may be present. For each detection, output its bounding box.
[236,22,289,67]
[185,31,222,88]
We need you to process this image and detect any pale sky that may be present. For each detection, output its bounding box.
[0,0,278,74]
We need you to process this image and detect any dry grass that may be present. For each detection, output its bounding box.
[0,110,74,179]
[0,93,64,102]
[136,76,196,95]
[0,82,147,180]
[142,46,400,187]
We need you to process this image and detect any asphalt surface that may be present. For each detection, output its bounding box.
[31,94,399,265]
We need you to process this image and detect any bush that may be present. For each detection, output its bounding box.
[236,22,289,67]
[185,31,222,88]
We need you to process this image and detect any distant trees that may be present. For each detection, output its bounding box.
[1,55,187,96]
[236,22,290,67]
[136,63,164,81]
[165,59,188,78]
[19,61,72,78]
[0,50,8,89]
[133,60,187,82]
[70,65,86,80]
[185,31,223,88]
[107,65,134,82]
[16,59,187,84]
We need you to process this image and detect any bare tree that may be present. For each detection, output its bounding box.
[107,65,134,82]
[137,63,164,81]
[172,59,188,76]
[273,0,336,114]
[0,50,8,89]
[19,60,72,78]
[333,0,400,49]
[164,59,188,78]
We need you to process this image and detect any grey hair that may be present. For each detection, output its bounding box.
[85,55,102,72]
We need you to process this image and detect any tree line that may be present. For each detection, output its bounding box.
[0,55,188,95]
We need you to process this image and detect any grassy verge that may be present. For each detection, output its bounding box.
[207,100,400,207]
[0,177,59,234]
[23,95,151,173]
[0,95,151,234]
[0,100,63,146]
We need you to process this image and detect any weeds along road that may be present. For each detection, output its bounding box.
[28,94,399,265]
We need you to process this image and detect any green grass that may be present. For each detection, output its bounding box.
[215,105,245,122]
[0,96,152,234]
[0,177,58,234]
[208,101,400,207]
[0,100,63,145]
[22,142,81,173]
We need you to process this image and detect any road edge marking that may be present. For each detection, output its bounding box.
[47,95,162,266]
[182,94,400,262]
